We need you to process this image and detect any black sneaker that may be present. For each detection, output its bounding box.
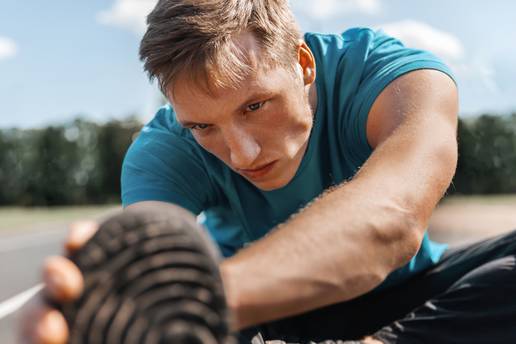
[59,204,235,344]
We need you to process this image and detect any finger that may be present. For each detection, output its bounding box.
[34,306,69,344]
[17,298,68,344]
[64,220,99,254]
[43,256,84,303]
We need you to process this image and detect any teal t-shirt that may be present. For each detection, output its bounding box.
[122,28,454,290]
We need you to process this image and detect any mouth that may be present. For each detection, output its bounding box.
[237,160,278,180]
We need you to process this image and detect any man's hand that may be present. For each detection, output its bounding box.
[18,221,99,344]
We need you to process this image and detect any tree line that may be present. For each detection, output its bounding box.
[0,118,142,206]
[453,113,516,194]
[1,113,515,206]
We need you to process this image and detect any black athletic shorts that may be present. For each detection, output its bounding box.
[241,229,516,344]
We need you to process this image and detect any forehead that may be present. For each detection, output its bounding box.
[169,31,262,99]
[171,64,295,122]
[169,34,297,122]
[173,62,283,99]
[168,58,294,123]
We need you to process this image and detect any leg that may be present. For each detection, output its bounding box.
[372,255,516,344]
[257,229,516,343]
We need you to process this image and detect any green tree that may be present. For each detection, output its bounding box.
[452,114,516,194]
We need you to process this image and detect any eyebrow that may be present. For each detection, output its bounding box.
[177,90,275,127]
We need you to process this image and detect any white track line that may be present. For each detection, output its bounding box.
[0,284,43,320]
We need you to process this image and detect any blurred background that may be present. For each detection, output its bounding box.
[1,0,516,341]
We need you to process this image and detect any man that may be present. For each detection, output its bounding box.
[24,0,516,343]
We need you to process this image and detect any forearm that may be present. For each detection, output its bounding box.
[221,109,457,330]
[221,182,414,330]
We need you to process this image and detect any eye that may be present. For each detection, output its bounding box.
[246,101,264,112]
[190,123,211,131]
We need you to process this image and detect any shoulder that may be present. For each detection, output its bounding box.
[121,105,222,211]
[304,27,375,48]
[138,104,195,142]
[306,27,456,165]
[126,104,201,161]
[367,69,458,148]
[305,27,454,80]
[304,27,391,64]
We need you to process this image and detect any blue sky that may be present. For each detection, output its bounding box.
[1,0,515,128]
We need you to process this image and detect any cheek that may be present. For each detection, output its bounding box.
[259,100,311,141]
[277,107,312,139]
[280,112,313,154]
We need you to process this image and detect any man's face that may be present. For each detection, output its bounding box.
[170,34,316,191]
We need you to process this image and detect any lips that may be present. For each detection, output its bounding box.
[237,160,277,180]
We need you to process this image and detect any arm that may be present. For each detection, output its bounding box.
[221,69,459,329]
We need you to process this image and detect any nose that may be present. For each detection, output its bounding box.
[223,125,261,169]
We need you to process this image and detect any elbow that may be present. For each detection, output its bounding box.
[394,216,424,269]
[370,203,425,277]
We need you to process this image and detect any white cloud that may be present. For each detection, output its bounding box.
[0,36,18,60]
[97,0,157,35]
[291,0,381,19]
[378,20,463,61]
[453,58,499,94]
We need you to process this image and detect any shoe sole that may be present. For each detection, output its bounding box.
[59,204,235,344]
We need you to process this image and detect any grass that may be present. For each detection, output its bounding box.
[1,195,515,235]
[0,204,120,233]
[441,194,516,205]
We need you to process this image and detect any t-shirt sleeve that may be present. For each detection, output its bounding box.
[340,28,455,167]
[121,115,217,215]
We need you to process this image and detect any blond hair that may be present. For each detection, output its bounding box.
[139,0,301,95]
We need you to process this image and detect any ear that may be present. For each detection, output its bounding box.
[297,40,316,86]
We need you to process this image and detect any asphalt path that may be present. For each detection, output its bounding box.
[0,226,67,343]
[0,208,119,343]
